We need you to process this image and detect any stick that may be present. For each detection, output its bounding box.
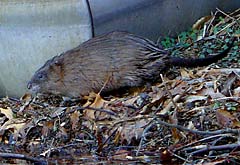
[0,152,46,164]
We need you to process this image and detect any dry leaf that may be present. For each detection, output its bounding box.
[84,93,108,119]
[112,149,129,160]
[196,159,225,165]
[216,109,236,128]
[185,95,208,103]
[42,121,54,137]
[70,111,80,130]
[233,87,240,97]
[192,15,212,30]
[170,80,187,96]
[199,88,225,99]
[123,96,139,105]
[232,121,240,128]
[0,107,27,141]
[90,93,106,107]
[119,118,148,144]
[169,111,181,143]
[221,72,237,96]
[150,87,166,103]
[20,93,32,102]
[0,107,13,120]
[56,126,69,141]
[160,94,181,115]
[180,69,195,78]
[7,122,26,134]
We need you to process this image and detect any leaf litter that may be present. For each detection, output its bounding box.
[0,8,240,164]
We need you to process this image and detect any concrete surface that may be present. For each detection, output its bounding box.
[0,0,92,97]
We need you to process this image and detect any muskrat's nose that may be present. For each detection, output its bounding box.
[27,82,32,89]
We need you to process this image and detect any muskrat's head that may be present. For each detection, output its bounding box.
[27,56,65,96]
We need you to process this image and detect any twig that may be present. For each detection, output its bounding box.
[155,118,240,135]
[215,22,236,36]
[198,68,240,75]
[136,119,154,156]
[159,94,181,115]
[40,143,83,157]
[111,115,153,128]
[99,74,112,95]
[213,97,240,102]
[190,143,240,156]
[19,96,35,112]
[206,11,217,34]
[160,74,179,110]
[108,115,154,135]
[208,135,227,156]
[216,8,237,21]
[168,149,190,163]
[83,106,118,116]
[175,133,233,152]
[213,8,239,35]
[159,87,192,115]
[0,152,46,164]
[63,106,118,117]
[97,128,118,153]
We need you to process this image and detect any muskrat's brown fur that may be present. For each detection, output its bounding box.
[27,31,234,97]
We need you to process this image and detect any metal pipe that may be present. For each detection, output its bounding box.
[88,0,239,40]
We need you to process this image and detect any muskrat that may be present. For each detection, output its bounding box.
[27,31,234,98]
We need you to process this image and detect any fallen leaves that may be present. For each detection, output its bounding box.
[216,109,240,128]
[0,108,13,120]
[0,8,239,165]
[1,64,239,163]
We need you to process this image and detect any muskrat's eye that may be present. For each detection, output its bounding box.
[38,74,43,79]
[37,73,45,80]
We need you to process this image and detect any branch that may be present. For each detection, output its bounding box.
[0,152,46,164]
[190,143,240,156]
[155,118,239,135]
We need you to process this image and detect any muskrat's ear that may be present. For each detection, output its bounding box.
[54,58,63,66]
[49,58,63,69]
[49,58,64,78]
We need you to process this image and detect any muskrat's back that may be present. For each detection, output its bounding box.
[27,31,169,97]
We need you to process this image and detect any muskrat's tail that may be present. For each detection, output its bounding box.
[169,37,236,67]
